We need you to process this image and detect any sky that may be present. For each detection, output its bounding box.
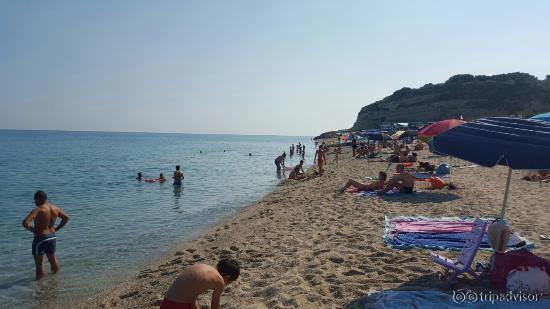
[1,1,549,136]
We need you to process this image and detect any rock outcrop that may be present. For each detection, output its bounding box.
[350,73,550,131]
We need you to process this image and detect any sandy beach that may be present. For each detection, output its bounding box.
[86,147,550,308]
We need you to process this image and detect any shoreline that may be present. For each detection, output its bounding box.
[85,147,550,308]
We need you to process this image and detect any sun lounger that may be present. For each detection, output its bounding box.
[429,218,487,280]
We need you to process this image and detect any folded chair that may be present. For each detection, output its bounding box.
[429,218,487,280]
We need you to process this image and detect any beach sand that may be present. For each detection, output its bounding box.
[86,147,550,308]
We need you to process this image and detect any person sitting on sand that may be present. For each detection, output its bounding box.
[522,170,550,182]
[393,143,401,155]
[274,152,286,170]
[289,160,306,180]
[314,145,326,174]
[160,258,240,309]
[418,161,436,173]
[377,164,415,195]
[338,171,388,193]
[136,172,144,181]
[22,191,70,280]
[173,165,184,186]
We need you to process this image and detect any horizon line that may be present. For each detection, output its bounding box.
[0,128,313,138]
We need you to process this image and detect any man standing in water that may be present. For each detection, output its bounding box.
[22,191,70,280]
[160,258,240,309]
[173,165,184,186]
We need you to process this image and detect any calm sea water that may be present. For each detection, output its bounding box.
[0,130,314,308]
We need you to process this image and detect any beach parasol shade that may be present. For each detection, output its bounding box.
[433,117,550,219]
[530,112,550,122]
[418,119,466,138]
[368,132,390,141]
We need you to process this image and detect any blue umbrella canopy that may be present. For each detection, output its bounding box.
[433,117,550,169]
[531,112,550,122]
[433,117,550,219]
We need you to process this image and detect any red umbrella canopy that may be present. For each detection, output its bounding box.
[418,119,466,138]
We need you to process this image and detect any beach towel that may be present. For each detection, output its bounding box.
[354,188,420,197]
[384,216,533,251]
[363,290,550,309]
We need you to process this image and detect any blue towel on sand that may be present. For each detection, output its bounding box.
[386,231,532,251]
[412,173,449,179]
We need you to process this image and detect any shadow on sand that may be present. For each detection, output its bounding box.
[380,190,461,204]
[344,272,493,309]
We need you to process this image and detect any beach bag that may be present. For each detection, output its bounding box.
[487,221,511,253]
[506,266,550,294]
[436,164,450,175]
[428,177,445,189]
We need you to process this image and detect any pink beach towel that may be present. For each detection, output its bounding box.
[391,220,476,233]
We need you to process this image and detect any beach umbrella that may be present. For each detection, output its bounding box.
[418,119,466,138]
[391,130,405,140]
[433,117,550,219]
[530,112,550,122]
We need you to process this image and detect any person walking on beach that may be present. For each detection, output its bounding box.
[274,152,286,170]
[351,136,357,157]
[22,191,70,280]
[173,165,184,186]
[314,145,326,174]
[160,258,240,309]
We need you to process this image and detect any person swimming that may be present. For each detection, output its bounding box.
[160,258,240,309]
[173,165,184,186]
[159,173,166,182]
[136,172,144,181]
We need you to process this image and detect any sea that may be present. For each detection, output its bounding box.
[0,130,314,308]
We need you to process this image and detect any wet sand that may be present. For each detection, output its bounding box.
[86,147,550,308]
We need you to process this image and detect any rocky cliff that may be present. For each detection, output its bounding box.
[350,73,550,131]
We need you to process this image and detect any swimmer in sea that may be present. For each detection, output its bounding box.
[173,165,184,186]
[136,172,144,181]
[159,173,167,182]
[22,191,70,280]
[160,258,240,309]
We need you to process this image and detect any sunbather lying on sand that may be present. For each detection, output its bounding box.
[522,170,550,182]
[160,258,240,309]
[377,164,415,195]
[338,171,387,193]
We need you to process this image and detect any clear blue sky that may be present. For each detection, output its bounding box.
[1,1,549,136]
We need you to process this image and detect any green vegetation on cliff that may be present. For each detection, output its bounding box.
[351,72,550,131]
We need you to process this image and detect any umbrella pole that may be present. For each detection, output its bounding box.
[499,168,513,220]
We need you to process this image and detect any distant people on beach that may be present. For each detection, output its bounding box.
[314,145,326,174]
[351,136,357,157]
[22,191,70,280]
[333,145,341,163]
[338,171,388,193]
[274,152,286,170]
[377,164,415,195]
[289,160,305,180]
[522,170,550,182]
[136,172,144,181]
[173,165,184,186]
[160,258,240,309]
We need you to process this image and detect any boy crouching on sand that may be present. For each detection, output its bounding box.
[160,258,240,309]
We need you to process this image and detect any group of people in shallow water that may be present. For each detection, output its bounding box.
[289,143,306,159]
[136,165,185,185]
